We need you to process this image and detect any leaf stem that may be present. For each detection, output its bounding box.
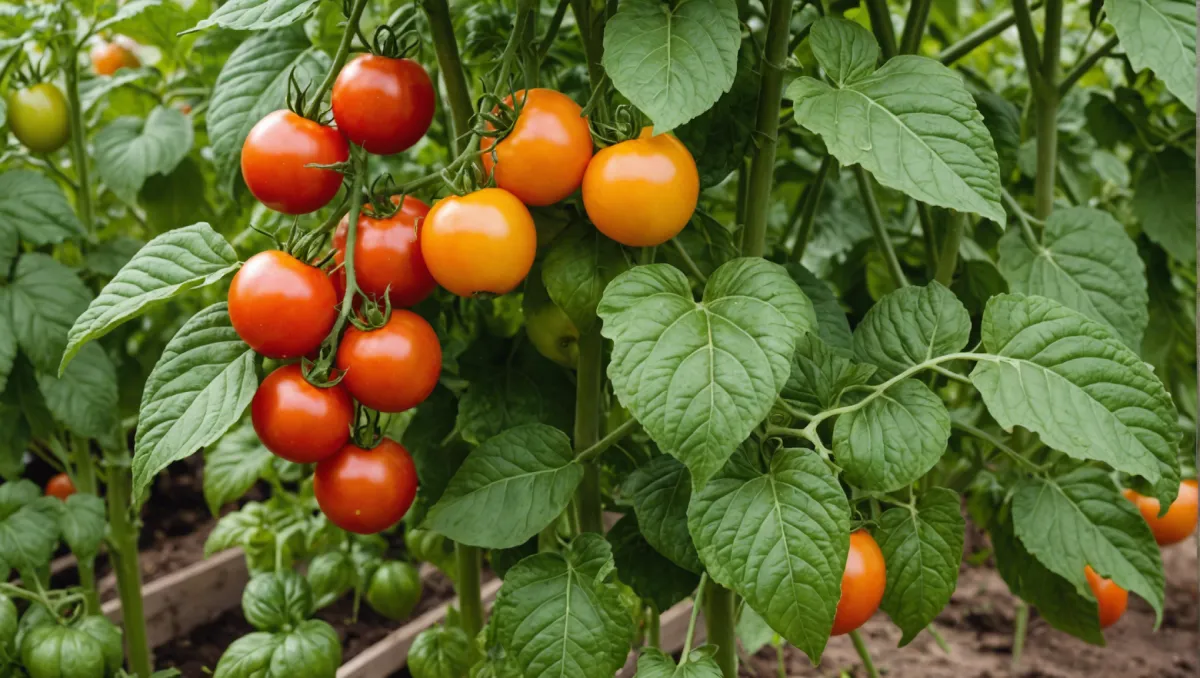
[952,421,1045,473]
[927,624,952,653]
[1001,188,1042,251]
[1010,0,1044,90]
[537,0,572,63]
[63,39,93,235]
[786,155,834,261]
[454,544,485,665]
[422,0,474,152]
[937,2,1043,65]
[106,444,152,677]
[918,203,939,276]
[569,0,606,88]
[703,578,739,676]
[853,166,908,289]
[1058,34,1118,96]
[304,0,368,120]
[899,0,934,54]
[934,212,965,286]
[67,436,99,614]
[575,417,639,464]
[1011,601,1029,670]
[573,327,605,534]
[671,237,708,283]
[647,604,661,649]
[863,0,898,59]
[850,630,880,678]
[680,573,708,658]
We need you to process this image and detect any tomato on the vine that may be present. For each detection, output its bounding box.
[525,302,579,368]
[228,251,338,359]
[44,474,75,500]
[241,110,349,215]
[420,188,536,297]
[314,438,418,534]
[480,88,593,206]
[251,364,353,464]
[830,530,886,636]
[582,127,699,247]
[333,196,436,308]
[332,55,435,155]
[1084,565,1127,628]
[335,310,441,413]
[6,83,70,154]
[365,560,422,620]
[90,40,140,75]
[1124,479,1198,546]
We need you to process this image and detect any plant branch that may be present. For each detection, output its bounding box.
[1058,34,1118,96]
[537,0,571,63]
[934,212,965,285]
[952,421,1045,473]
[1010,0,1044,90]
[899,0,934,54]
[938,2,1043,65]
[704,578,738,676]
[106,444,152,677]
[455,545,485,665]
[853,166,907,288]
[918,203,939,275]
[574,327,605,534]
[680,573,708,658]
[304,0,368,120]
[671,237,708,282]
[1001,188,1042,251]
[863,0,898,59]
[423,0,474,152]
[786,154,834,261]
[63,41,93,235]
[576,417,640,464]
[569,0,606,88]
[327,165,365,343]
[850,630,880,678]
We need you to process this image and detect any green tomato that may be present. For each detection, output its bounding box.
[15,606,52,651]
[524,302,580,368]
[73,617,123,675]
[0,596,17,657]
[364,561,421,621]
[6,84,69,154]
[408,625,470,678]
[19,625,105,678]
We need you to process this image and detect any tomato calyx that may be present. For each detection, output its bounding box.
[367,16,422,60]
[348,292,393,332]
[298,356,346,389]
[349,403,386,449]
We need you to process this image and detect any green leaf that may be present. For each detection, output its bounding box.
[7,254,93,374]
[676,40,760,188]
[833,379,951,492]
[203,423,272,514]
[785,264,853,354]
[634,647,724,678]
[626,454,702,573]
[1132,148,1196,265]
[970,294,1180,499]
[207,27,330,196]
[598,258,816,488]
[86,236,144,278]
[0,171,85,245]
[242,570,315,632]
[38,343,119,441]
[185,0,321,33]
[0,391,29,482]
[205,502,269,556]
[688,448,851,662]
[973,91,1021,178]
[788,18,1004,223]
[877,488,964,646]
[601,0,741,132]
[58,494,107,560]
[78,68,157,114]
[139,158,217,234]
[0,499,60,573]
[95,0,163,32]
[455,371,573,447]
[133,303,258,500]
[212,632,281,678]
[425,424,581,549]
[0,297,18,393]
[212,621,340,678]
[94,107,194,204]
[403,385,467,508]
[607,513,700,611]
[735,605,776,655]
[1104,0,1196,111]
[0,479,39,519]
[1012,468,1164,624]
[998,207,1148,349]
[409,626,471,678]
[784,334,876,412]
[852,282,970,380]
[541,225,630,333]
[492,534,634,678]
[307,551,355,609]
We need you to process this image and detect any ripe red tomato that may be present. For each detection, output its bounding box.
[333,196,436,308]
[335,310,441,413]
[241,110,349,214]
[44,474,75,500]
[831,530,886,636]
[582,127,699,247]
[314,438,418,534]
[480,89,593,206]
[1084,565,1128,629]
[420,188,536,297]
[6,83,70,153]
[229,251,339,359]
[251,364,353,464]
[1123,480,1198,546]
[90,41,140,76]
[331,55,435,155]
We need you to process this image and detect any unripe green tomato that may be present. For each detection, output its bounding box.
[19,625,106,678]
[525,302,580,368]
[6,84,70,154]
[365,560,422,621]
[0,595,16,656]
[403,528,444,563]
[74,616,123,675]
[15,605,53,650]
[408,625,470,678]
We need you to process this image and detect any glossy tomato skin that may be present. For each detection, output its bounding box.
[420,188,536,297]
[336,310,441,413]
[1123,479,1198,546]
[7,84,70,153]
[831,530,886,636]
[332,55,435,155]
[241,110,349,215]
[314,439,417,534]
[251,364,353,464]
[228,251,339,359]
[90,41,140,75]
[1085,565,1128,628]
[582,127,699,247]
[481,89,593,206]
[333,196,436,307]
[44,474,75,500]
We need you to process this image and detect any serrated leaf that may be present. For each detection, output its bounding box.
[852,282,970,379]
[687,448,851,662]
[0,500,60,573]
[877,488,964,645]
[1104,0,1196,111]
[676,40,760,188]
[0,171,85,246]
[973,91,1021,178]
[627,454,703,573]
[425,424,581,549]
[602,0,741,132]
[133,303,258,501]
[1132,148,1196,265]
[635,647,723,678]
[0,296,17,393]
[788,18,1004,222]
[7,254,92,374]
[541,225,630,333]
[62,223,240,373]
[784,334,876,412]
[833,379,950,492]
[204,423,272,514]
[455,371,573,447]
[38,343,119,441]
[185,0,321,33]
[785,264,852,354]
[59,494,107,559]
[94,107,194,204]
[607,514,699,611]
[598,258,816,488]
[998,207,1148,349]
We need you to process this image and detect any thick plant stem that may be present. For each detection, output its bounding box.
[574,328,604,534]
[741,0,795,257]
[899,0,933,54]
[63,47,93,234]
[106,445,151,677]
[1033,0,1063,219]
[455,545,484,663]
[69,437,99,613]
[304,0,368,120]
[646,605,661,648]
[423,0,474,152]
[786,155,834,261]
[864,0,898,59]
[850,630,880,678]
[853,166,908,288]
[934,212,965,286]
[569,0,605,87]
[703,580,738,677]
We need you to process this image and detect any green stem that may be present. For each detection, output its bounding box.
[1001,188,1042,250]
[454,544,484,664]
[1010,0,1044,88]
[574,328,605,534]
[576,417,639,464]
[63,44,93,234]
[537,0,571,63]
[863,0,898,59]
[569,0,606,88]
[937,2,1043,65]
[740,0,794,257]
[850,630,880,678]
[934,212,965,286]
[1011,601,1029,670]
[899,0,933,54]
[703,579,738,677]
[853,166,907,288]
[69,436,98,614]
[105,445,151,677]
[671,238,708,283]
[646,605,661,649]
[787,155,834,261]
[680,573,707,658]
[1033,0,1063,219]
[1058,35,1118,96]
[917,203,939,275]
[327,166,365,344]
[423,0,474,152]
[304,0,368,120]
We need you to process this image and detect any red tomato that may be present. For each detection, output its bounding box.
[229,251,339,359]
[333,196,436,307]
[582,127,699,247]
[335,310,441,413]
[480,89,593,206]
[251,364,353,464]
[1085,565,1128,629]
[331,55,435,155]
[90,41,140,76]
[831,530,886,636]
[314,438,418,534]
[1123,480,1198,546]
[241,110,349,214]
[420,188,536,297]
[44,474,75,500]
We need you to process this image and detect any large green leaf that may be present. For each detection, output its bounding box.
[852,282,970,379]
[213,621,340,678]
[0,499,60,573]
[787,18,1004,223]
[626,454,702,573]
[0,296,16,393]
[541,225,630,333]
[998,207,1148,349]
[1104,0,1196,111]
[601,0,741,132]
[454,370,573,447]
[204,423,272,514]
[784,334,876,412]
[491,534,635,678]
[687,448,851,662]
[0,171,85,246]
[607,513,699,611]
[185,0,322,33]
[38,343,119,441]
[7,254,92,374]
[61,223,240,373]
[93,106,194,204]
[1132,148,1196,265]
[598,259,816,488]
[133,303,258,500]
[58,494,107,559]
[635,648,724,678]
[785,264,853,354]
[676,40,761,188]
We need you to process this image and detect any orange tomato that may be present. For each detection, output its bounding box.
[420,188,536,297]
[831,530,887,636]
[481,89,593,206]
[1085,565,1128,629]
[90,40,140,76]
[1123,480,1198,546]
[45,473,76,500]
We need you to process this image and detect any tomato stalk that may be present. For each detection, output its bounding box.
[646,604,661,649]
[62,39,93,234]
[899,0,933,54]
[1011,600,1029,670]
[933,212,966,286]
[937,2,1043,65]
[454,544,485,665]
[104,444,152,678]
[849,630,880,678]
[852,166,909,288]
[573,327,605,534]
[68,435,99,613]
[1059,35,1118,97]
[702,578,738,676]
[569,0,606,88]
[303,0,369,120]
[863,0,898,59]
[422,0,474,152]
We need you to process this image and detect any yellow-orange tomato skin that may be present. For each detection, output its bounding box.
[830,530,887,636]
[1123,479,1198,546]
[420,188,537,297]
[481,89,593,207]
[1085,565,1128,629]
